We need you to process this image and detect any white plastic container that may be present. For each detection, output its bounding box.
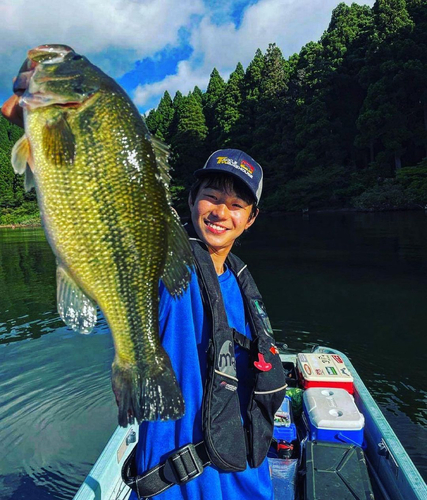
[303,387,365,446]
[297,353,354,393]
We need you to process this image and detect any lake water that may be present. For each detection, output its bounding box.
[0,211,426,498]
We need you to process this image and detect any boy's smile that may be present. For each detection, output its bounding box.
[190,180,258,273]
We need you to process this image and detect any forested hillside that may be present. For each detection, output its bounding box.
[146,0,427,212]
[0,117,40,225]
[1,0,427,224]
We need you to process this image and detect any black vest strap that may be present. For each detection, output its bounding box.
[190,239,249,472]
[122,442,211,499]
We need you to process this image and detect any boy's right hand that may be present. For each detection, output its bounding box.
[1,95,24,128]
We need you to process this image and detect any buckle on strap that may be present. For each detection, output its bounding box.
[232,329,251,351]
[163,443,205,484]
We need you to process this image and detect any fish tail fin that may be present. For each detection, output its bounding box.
[112,357,185,427]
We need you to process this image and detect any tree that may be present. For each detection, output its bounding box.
[203,68,226,152]
[233,48,265,150]
[192,86,203,105]
[156,91,175,142]
[373,0,413,42]
[355,0,419,173]
[145,108,161,136]
[214,62,245,147]
[0,115,26,209]
[170,93,209,197]
[252,45,289,163]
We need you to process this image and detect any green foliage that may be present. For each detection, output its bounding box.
[4,0,427,215]
[0,201,40,226]
[203,68,226,151]
[170,93,209,195]
[0,115,29,218]
[396,160,427,206]
[263,165,350,211]
[351,179,408,210]
[214,63,245,146]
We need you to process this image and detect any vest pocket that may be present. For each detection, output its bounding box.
[203,371,248,472]
[248,383,287,467]
[247,343,287,468]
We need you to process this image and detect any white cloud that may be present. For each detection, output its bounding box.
[0,0,375,109]
[0,0,204,90]
[1,0,203,55]
[132,0,375,109]
[134,60,209,106]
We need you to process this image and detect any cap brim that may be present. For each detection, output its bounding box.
[193,168,258,204]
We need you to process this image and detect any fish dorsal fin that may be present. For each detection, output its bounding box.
[161,209,194,297]
[11,134,31,175]
[149,132,193,295]
[56,265,97,334]
[149,134,172,200]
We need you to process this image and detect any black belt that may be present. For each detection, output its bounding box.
[122,441,211,499]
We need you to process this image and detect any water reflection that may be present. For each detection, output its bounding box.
[0,228,58,344]
[239,211,427,478]
[0,213,426,499]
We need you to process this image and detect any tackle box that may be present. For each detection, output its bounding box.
[269,396,297,459]
[297,353,354,393]
[304,441,374,499]
[273,395,297,443]
[303,388,365,446]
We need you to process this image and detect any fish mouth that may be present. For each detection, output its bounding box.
[13,44,76,96]
[19,90,95,111]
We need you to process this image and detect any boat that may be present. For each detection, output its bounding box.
[73,347,427,500]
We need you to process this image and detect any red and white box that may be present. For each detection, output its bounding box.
[296,353,354,394]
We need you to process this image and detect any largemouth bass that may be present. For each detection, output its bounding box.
[11,44,193,426]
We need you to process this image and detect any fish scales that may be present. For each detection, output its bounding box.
[12,44,192,425]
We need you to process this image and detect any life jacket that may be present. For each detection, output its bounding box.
[122,226,287,497]
[187,224,287,471]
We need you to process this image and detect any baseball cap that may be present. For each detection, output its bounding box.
[194,149,263,204]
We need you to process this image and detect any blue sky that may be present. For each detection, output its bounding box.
[1,0,375,114]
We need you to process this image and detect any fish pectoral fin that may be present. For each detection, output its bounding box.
[11,134,31,175]
[161,209,194,297]
[42,113,76,166]
[56,265,97,334]
[11,135,36,192]
[24,165,35,191]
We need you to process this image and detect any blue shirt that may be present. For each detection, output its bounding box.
[130,268,273,500]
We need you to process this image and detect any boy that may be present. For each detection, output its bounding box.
[125,149,286,500]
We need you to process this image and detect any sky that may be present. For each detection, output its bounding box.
[1,0,375,114]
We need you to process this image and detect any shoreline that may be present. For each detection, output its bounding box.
[264,206,425,217]
[0,223,42,229]
[1,206,425,229]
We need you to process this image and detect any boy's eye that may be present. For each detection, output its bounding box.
[232,203,244,209]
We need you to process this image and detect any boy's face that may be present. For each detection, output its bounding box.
[189,178,258,256]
